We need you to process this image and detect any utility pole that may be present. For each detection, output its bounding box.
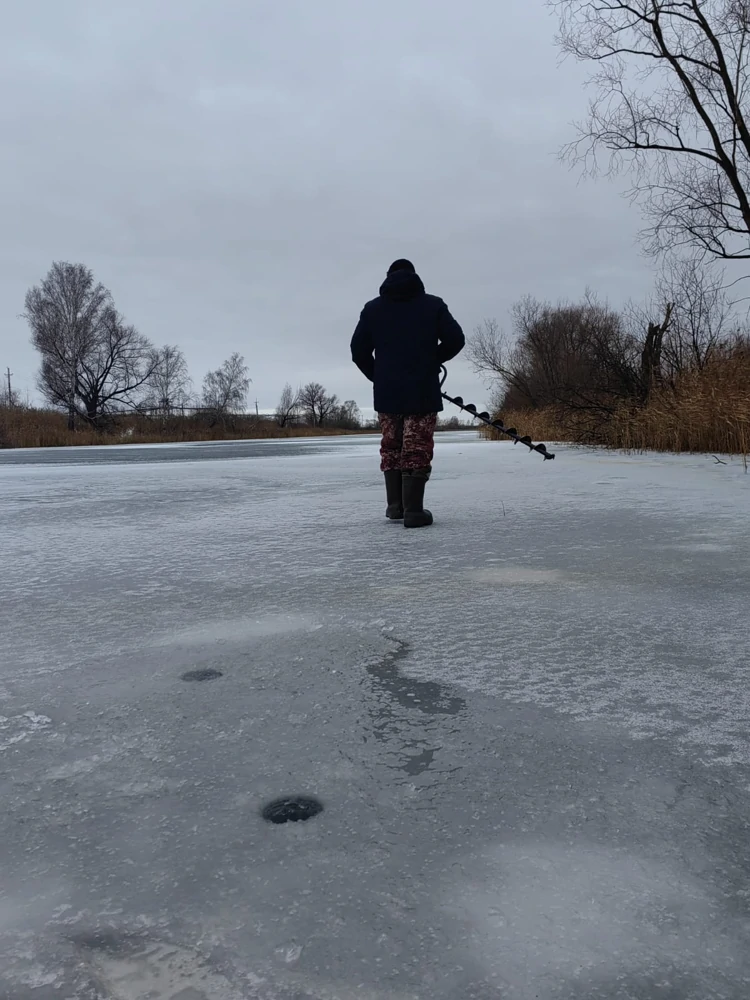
[4,367,12,405]
[255,398,259,417]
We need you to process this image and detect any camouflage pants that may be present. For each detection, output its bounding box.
[378,413,437,473]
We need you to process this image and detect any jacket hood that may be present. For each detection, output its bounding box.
[379,269,425,302]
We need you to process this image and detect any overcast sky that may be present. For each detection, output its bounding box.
[0,0,654,413]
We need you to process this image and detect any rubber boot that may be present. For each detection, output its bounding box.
[402,469,433,528]
[384,470,403,520]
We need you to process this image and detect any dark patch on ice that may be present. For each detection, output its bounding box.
[72,928,149,957]
[181,668,223,682]
[362,638,467,779]
[367,637,465,716]
[261,795,323,824]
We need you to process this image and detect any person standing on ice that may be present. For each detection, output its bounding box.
[350,259,465,528]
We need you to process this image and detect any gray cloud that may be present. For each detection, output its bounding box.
[0,0,653,410]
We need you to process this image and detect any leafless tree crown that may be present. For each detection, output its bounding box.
[298,382,337,426]
[628,253,735,380]
[201,353,251,416]
[25,261,158,427]
[275,383,301,427]
[143,345,193,414]
[468,291,677,415]
[295,383,361,428]
[553,0,750,260]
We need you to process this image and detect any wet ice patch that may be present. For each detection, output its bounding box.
[667,542,732,553]
[0,711,51,751]
[376,567,564,599]
[469,566,564,585]
[77,935,251,1000]
[151,614,322,649]
[47,754,113,780]
[181,668,223,682]
[392,580,750,766]
[443,842,738,997]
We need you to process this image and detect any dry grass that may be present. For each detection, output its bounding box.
[5,351,748,460]
[479,347,750,462]
[606,354,750,458]
[0,407,371,450]
[479,406,566,446]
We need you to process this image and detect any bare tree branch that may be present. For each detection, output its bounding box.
[553,0,750,259]
[142,345,193,414]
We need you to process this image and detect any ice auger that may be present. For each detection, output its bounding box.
[440,366,555,460]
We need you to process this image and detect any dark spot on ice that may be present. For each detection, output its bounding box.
[181,668,223,682]
[262,795,323,824]
[72,929,147,957]
[367,638,465,716]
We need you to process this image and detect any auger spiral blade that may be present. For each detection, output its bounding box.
[438,365,555,461]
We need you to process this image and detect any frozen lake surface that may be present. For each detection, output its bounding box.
[2,433,749,999]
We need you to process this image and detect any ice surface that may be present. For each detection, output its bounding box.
[1,434,750,998]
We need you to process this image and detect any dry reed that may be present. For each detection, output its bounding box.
[0,408,371,450]
[479,347,750,461]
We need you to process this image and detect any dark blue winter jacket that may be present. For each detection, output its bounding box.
[350,270,465,414]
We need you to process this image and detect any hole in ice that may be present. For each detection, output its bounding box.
[262,795,323,824]
[181,668,223,682]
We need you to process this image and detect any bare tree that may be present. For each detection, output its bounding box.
[486,381,507,417]
[623,253,737,389]
[275,383,301,427]
[467,317,537,406]
[639,302,675,400]
[515,293,642,413]
[330,399,361,429]
[466,318,507,381]
[25,262,109,428]
[470,294,643,416]
[298,382,340,426]
[143,345,192,414]
[202,353,251,417]
[78,313,159,423]
[554,0,750,260]
[25,261,158,427]
[339,399,361,427]
[657,256,733,376]
[298,382,326,425]
[439,415,462,430]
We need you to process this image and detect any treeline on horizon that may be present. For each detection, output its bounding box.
[2,255,749,458]
[0,260,471,448]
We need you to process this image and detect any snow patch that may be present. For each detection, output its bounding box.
[80,939,250,1000]
[0,712,52,751]
[150,614,321,648]
[469,566,564,585]
[444,841,739,996]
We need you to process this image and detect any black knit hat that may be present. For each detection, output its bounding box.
[387,258,416,275]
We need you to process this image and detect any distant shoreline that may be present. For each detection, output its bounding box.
[0,407,478,450]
